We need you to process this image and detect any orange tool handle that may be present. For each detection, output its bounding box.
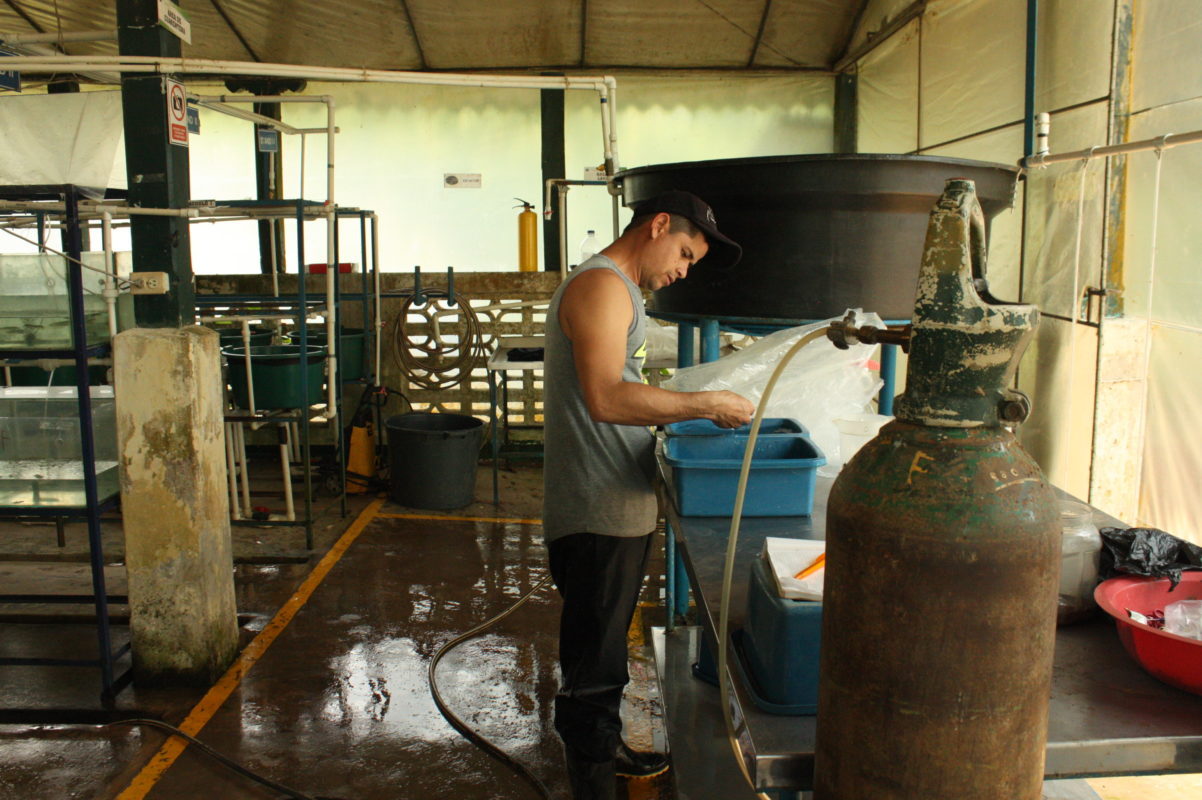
[793,553,826,580]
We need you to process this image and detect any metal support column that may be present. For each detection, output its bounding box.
[879,343,898,415]
[834,71,859,155]
[699,319,721,364]
[541,75,566,272]
[66,188,117,696]
[117,0,194,327]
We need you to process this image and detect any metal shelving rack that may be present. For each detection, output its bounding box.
[0,184,131,701]
[197,200,380,547]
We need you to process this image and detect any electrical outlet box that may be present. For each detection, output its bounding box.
[130,271,170,295]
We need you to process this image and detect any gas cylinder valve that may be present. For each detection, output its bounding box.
[998,389,1032,425]
[827,310,911,352]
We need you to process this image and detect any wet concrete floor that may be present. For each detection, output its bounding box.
[1,464,673,800]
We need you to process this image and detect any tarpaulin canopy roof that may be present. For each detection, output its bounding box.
[0,0,877,74]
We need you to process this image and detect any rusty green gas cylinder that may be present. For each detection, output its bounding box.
[813,180,1060,800]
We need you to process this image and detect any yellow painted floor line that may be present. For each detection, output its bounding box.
[114,497,387,800]
[377,511,542,525]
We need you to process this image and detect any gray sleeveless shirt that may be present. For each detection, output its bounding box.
[542,256,658,543]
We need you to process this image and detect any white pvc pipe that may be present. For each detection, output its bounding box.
[558,186,569,280]
[320,96,338,419]
[371,213,383,382]
[1024,127,1202,168]
[0,200,201,217]
[280,439,295,521]
[191,99,304,135]
[235,422,252,516]
[241,319,258,416]
[3,55,621,174]
[0,29,115,44]
[189,91,341,419]
[101,212,118,338]
[225,423,242,520]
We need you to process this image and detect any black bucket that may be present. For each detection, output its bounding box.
[386,412,484,510]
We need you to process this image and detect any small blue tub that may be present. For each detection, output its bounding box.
[665,417,808,437]
[663,434,825,517]
[737,556,822,714]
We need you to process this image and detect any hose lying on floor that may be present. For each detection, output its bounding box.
[103,718,344,800]
[428,573,555,800]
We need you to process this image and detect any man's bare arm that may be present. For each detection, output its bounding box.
[560,269,754,427]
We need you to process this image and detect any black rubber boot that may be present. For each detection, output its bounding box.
[614,741,670,778]
[564,749,617,800]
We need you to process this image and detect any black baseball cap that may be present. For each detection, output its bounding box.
[630,190,742,270]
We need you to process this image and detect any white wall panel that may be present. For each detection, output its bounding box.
[857,18,920,153]
[1018,316,1098,497]
[1020,102,1109,318]
[1140,324,1202,543]
[188,100,264,274]
[919,0,1025,148]
[564,73,834,268]
[1035,0,1114,112]
[1132,0,1202,113]
[1123,96,1202,329]
[176,75,833,276]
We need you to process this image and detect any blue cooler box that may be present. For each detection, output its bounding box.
[737,555,823,714]
[665,417,809,437]
[663,434,825,517]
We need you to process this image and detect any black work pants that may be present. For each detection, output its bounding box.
[548,531,653,764]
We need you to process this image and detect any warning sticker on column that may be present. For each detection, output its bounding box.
[166,78,188,147]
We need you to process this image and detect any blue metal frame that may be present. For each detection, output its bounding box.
[0,186,132,700]
[652,308,906,624]
[202,202,381,546]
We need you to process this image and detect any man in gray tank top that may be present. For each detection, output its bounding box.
[543,190,754,799]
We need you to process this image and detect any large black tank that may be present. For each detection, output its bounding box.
[617,154,1019,321]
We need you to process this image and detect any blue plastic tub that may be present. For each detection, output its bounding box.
[737,556,822,714]
[664,417,808,437]
[663,434,825,517]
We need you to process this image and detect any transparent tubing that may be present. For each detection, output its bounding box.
[718,325,831,798]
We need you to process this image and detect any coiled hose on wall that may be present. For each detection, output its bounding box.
[390,289,487,391]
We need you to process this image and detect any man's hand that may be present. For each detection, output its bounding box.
[701,390,756,429]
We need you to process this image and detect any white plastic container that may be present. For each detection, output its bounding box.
[579,230,599,263]
[834,413,891,464]
[1058,500,1102,624]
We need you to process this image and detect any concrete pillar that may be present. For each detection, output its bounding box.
[114,326,238,684]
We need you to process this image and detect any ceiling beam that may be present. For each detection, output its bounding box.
[4,0,45,34]
[397,0,428,70]
[833,0,927,73]
[747,0,772,68]
[579,0,588,68]
[208,0,260,62]
[834,0,872,68]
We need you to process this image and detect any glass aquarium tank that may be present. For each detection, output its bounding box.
[0,386,119,508]
[0,252,134,350]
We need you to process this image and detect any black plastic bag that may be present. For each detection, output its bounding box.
[1099,527,1202,588]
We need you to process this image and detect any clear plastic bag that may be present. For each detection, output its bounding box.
[662,312,885,475]
[1165,599,1202,641]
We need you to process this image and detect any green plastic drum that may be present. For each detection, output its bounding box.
[299,329,366,381]
[215,327,275,349]
[223,345,325,410]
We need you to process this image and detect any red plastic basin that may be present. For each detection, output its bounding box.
[1094,572,1202,696]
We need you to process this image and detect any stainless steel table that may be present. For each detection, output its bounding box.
[655,457,1202,794]
[486,336,544,504]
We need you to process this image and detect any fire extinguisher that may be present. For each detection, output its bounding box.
[515,198,538,272]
